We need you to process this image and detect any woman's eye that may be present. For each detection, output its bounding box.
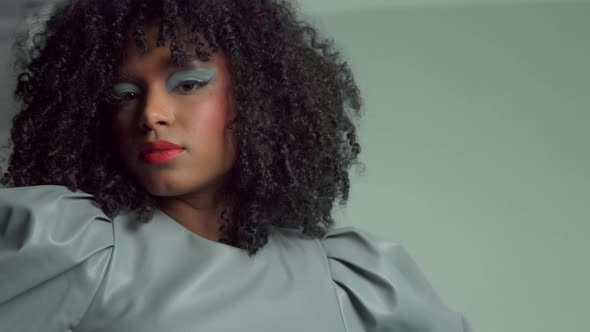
[110,91,139,104]
[120,92,139,101]
[108,79,207,104]
[175,80,206,93]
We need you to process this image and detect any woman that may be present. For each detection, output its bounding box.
[0,0,471,331]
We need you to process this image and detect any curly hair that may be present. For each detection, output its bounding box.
[0,0,365,256]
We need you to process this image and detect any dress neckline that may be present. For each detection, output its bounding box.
[154,207,250,254]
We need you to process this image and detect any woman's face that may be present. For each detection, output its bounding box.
[110,22,237,200]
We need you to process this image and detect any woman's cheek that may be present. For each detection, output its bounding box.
[187,97,231,140]
[109,123,125,155]
[110,118,135,162]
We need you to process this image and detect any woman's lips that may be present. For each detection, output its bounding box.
[140,140,183,155]
[140,149,185,164]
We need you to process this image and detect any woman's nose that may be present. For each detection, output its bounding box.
[139,86,175,131]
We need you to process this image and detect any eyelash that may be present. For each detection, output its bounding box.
[109,80,208,104]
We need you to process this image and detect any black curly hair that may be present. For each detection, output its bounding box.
[0,0,365,256]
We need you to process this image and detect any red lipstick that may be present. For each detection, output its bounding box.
[140,140,184,164]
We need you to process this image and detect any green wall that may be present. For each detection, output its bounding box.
[309,3,590,332]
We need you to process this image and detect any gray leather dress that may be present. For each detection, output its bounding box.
[0,185,471,332]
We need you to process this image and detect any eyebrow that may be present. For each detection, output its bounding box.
[116,54,200,80]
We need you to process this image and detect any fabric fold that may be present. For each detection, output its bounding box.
[0,185,114,332]
[320,226,470,332]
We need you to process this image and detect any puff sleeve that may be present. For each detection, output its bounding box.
[0,185,114,332]
[320,226,472,332]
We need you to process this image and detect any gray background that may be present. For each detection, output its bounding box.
[0,1,589,331]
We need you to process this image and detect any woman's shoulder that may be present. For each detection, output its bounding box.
[0,184,114,249]
[0,184,114,331]
[316,225,471,332]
